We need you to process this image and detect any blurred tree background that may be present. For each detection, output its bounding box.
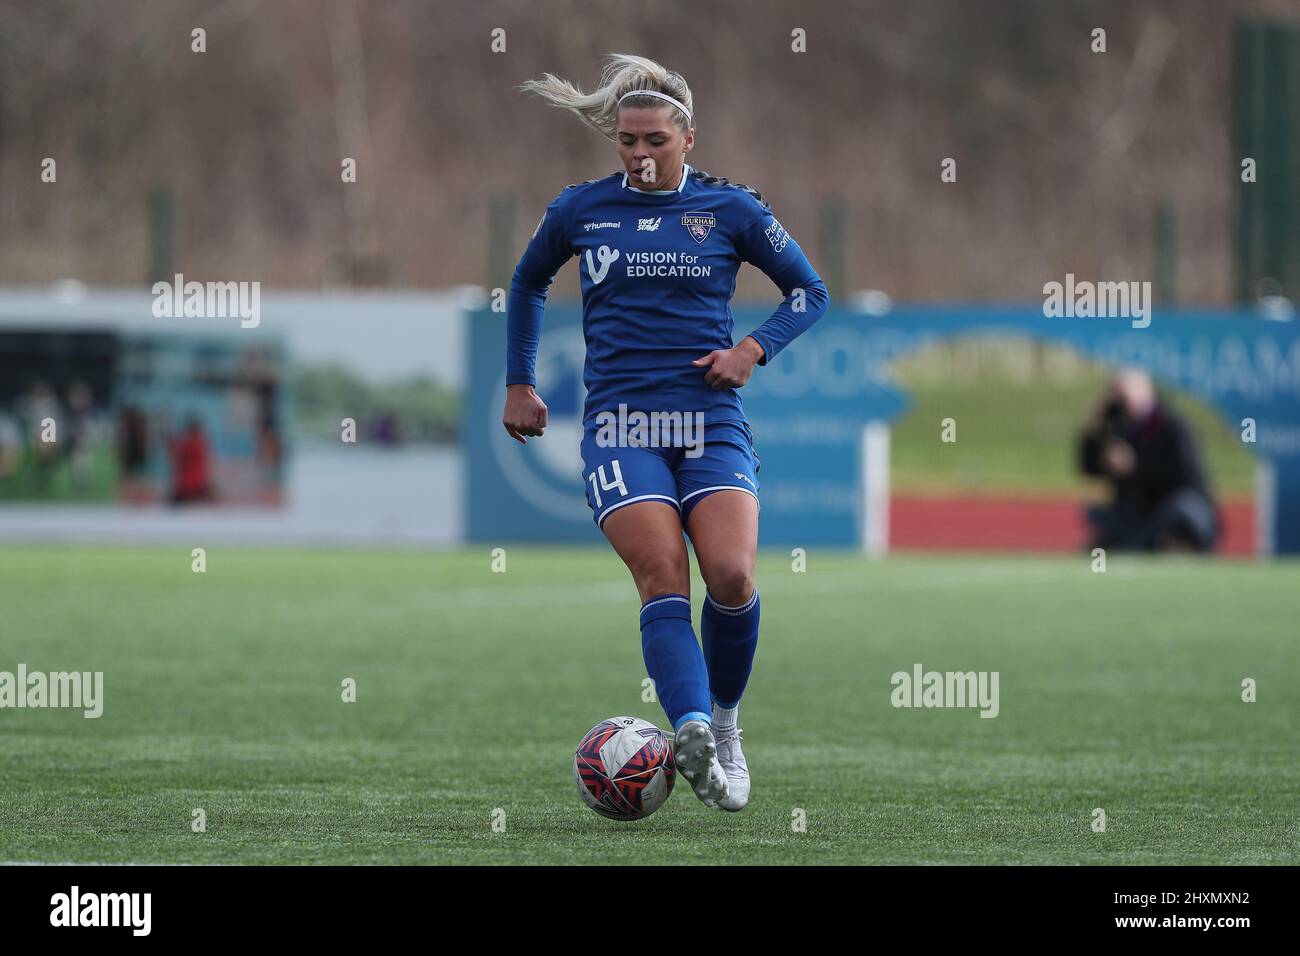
[1,0,1295,303]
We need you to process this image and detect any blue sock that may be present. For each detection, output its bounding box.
[701,589,760,709]
[639,594,711,733]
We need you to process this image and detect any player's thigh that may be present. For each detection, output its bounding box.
[679,421,760,606]
[603,500,691,602]
[581,435,688,601]
[685,489,758,606]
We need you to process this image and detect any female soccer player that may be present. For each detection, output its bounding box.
[504,53,829,810]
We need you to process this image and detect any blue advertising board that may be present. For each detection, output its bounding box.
[466,303,1300,554]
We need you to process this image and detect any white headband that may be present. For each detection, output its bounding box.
[618,89,692,125]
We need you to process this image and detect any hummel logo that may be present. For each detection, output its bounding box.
[734,472,756,489]
[637,217,662,232]
[583,221,622,232]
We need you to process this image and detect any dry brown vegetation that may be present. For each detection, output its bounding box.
[0,0,1294,300]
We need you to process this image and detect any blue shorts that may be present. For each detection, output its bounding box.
[579,418,761,529]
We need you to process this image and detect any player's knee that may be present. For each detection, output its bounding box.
[706,565,754,608]
[635,551,689,600]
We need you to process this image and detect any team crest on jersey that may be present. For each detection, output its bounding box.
[681,212,716,244]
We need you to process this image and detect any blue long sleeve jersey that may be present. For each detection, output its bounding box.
[506,164,830,426]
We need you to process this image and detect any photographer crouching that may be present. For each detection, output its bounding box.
[1079,368,1221,553]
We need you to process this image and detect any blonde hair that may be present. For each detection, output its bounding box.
[519,53,694,141]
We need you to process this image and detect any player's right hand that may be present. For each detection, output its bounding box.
[503,384,548,444]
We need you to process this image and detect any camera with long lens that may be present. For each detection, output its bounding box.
[1098,398,1128,437]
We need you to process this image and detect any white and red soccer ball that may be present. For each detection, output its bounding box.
[574,716,676,820]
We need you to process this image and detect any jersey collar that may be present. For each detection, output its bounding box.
[622,163,691,195]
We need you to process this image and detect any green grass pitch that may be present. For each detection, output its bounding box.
[0,545,1296,864]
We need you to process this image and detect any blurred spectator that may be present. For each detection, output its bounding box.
[66,381,97,492]
[256,411,284,504]
[1079,369,1220,552]
[117,405,151,503]
[0,410,20,485]
[368,410,402,445]
[19,381,61,490]
[169,417,214,504]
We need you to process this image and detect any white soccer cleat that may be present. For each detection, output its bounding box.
[673,720,729,808]
[713,726,750,812]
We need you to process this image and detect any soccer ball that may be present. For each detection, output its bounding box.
[574,716,676,820]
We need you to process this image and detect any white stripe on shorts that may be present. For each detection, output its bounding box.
[679,485,760,507]
[597,493,681,527]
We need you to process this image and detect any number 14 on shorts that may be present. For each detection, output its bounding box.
[588,460,628,507]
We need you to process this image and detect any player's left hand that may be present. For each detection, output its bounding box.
[693,337,765,390]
